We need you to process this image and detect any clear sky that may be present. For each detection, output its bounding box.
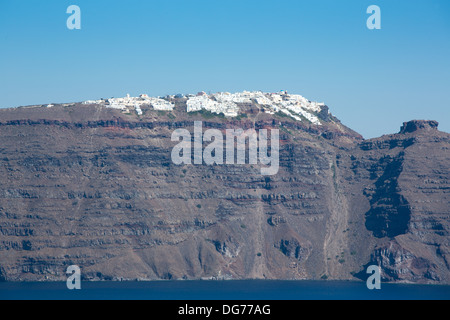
[0,0,449,138]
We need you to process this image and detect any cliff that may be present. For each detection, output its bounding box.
[0,99,448,284]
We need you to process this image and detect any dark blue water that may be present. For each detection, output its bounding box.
[0,280,449,300]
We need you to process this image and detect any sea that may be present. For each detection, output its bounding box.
[0,280,449,300]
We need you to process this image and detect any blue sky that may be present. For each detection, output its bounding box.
[0,0,449,138]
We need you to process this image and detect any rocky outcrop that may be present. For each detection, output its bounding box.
[360,241,441,282]
[399,120,439,134]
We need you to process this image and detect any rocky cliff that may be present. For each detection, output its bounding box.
[0,100,448,283]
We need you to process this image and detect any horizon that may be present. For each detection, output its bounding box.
[1,0,449,138]
[2,89,448,138]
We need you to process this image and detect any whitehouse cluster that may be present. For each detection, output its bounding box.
[82,90,326,124]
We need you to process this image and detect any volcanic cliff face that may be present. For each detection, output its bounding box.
[0,100,448,284]
[351,120,450,282]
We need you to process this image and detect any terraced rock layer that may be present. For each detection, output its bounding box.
[0,104,448,283]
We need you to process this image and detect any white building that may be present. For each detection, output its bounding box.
[149,98,174,111]
[135,104,143,115]
[186,95,239,117]
[82,100,103,105]
[81,91,324,125]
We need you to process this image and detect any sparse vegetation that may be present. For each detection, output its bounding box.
[279,125,292,135]
[189,109,225,120]
[275,111,289,118]
[234,113,248,121]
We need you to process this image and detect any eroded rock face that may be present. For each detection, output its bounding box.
[0,104,448,283]
[361,241,441,282]
[346,120,450,283]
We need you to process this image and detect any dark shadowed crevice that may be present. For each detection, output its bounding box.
[364,154,412,238]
